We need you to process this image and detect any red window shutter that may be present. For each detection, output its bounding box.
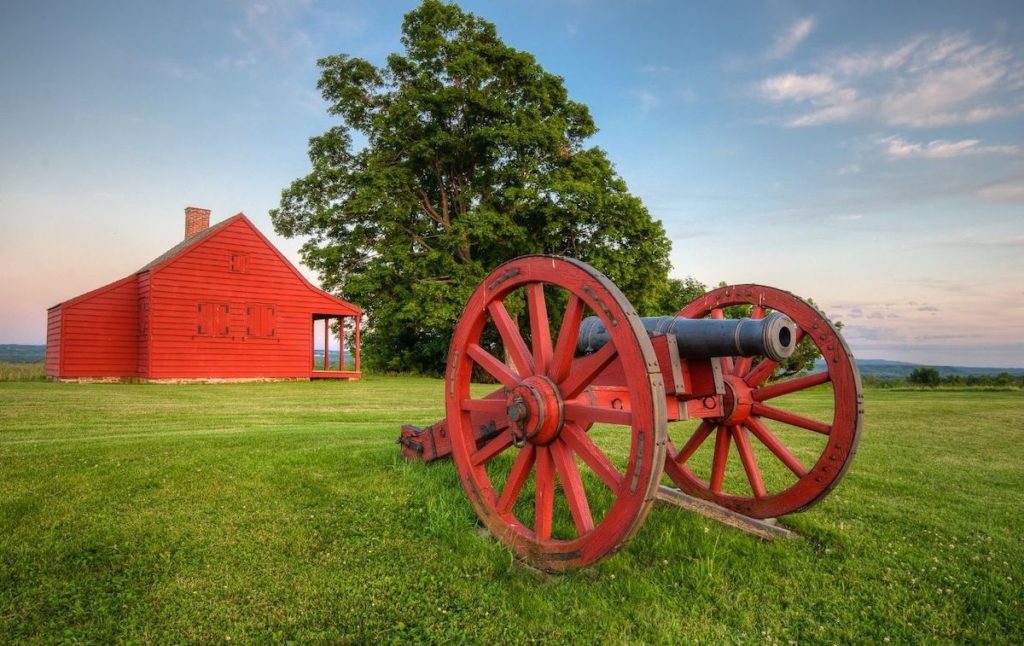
[197,302,231,336]
[265,306,276,337]
[231,253,249,273]
[245,304,277,337]
[217,304,230,336]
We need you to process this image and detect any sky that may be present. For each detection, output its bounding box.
[1,0,1022,367]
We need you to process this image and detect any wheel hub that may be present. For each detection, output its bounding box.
[719,374,753,426]
[505,375,564,446]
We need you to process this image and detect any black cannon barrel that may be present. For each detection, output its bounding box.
[577,311,797,362]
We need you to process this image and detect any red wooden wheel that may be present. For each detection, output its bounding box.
[446,256,667,571]
[663,284,863,519]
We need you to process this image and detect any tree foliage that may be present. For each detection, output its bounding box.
[272,0,671,374]
[908,366,941,386]
[654,277,709,314]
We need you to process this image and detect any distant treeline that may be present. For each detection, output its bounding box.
[0,345,44,363]
[827,358,1024,380]
[864,366,1023,389]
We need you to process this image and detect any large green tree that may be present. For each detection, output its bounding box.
[272,0,671,374]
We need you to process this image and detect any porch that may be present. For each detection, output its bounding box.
[310,313,361,380]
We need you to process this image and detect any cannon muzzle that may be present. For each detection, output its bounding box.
[577,311,797,362]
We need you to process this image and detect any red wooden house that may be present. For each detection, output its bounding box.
[46,207,361,381]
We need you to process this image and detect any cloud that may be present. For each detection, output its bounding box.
[228,0,368,62]
[757,32,1024,128]
[977,179,1024,202]
[758,74,870,125]
[633,89,662,112]
[787,90,871,126]
[760,73,834,100]
[879,135,1020,159]
[766,17,816,60]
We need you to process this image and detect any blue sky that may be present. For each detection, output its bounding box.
[1,0,1022,367]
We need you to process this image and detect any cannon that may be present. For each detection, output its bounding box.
[399,256,862,571]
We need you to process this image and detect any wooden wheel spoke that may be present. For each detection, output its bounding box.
[471,429,514,466]
[753,371,831,401]
[744,417,809,478]
[720,356,736,376]
[487,300,535,377]
[709,426,731,493]
[549,295,584,384]
[561,422,623,492]
[534,446,555,541]
[674,420,715,465]
[744,358,778,386]
[550,440,595,536]
[671,283,861,520]
[564,402,632,427]
[559,343,618,399]
[466,343,521,388]
[731,425,767,498]
[460,397,508,415]
[496,445,535,514]
[734,356,753,378]
[527,283,553,374]
[752,402,831,435]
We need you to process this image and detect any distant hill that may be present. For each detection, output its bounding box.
[817,358,1024,379]
[2,343,1019,377]
[0,345,45,363]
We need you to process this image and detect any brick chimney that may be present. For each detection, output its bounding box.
[184,206,211,239]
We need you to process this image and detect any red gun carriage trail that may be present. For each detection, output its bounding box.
[46,207,361,382]
[400,255,863,571]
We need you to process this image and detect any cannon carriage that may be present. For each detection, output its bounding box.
[400,255,862,571]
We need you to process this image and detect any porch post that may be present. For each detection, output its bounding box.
[340,316,346,371]
[355,314,361,374]
[324,317,330,371]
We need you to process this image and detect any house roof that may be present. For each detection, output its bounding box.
[51,213,361,315]
[136,215,239,273]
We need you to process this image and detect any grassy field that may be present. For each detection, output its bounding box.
[1,378,1021,643]
[0,361,45,381]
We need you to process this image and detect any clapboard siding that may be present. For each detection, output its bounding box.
[57,276,139,377]
[147,217,358,378]
[45,214,360,380]
[137,272,150,376]
[45,307,62,377]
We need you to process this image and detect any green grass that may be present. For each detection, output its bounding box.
[1,378,1021,643]
[0,361,44,381]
